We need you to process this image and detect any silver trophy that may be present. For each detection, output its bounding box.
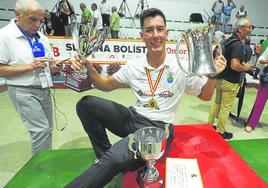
[134,127,166,187]
[64,23,110,92]
[176,26,218,76]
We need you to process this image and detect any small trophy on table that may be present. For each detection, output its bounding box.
[134,127,167,188]
[64,23,109,92]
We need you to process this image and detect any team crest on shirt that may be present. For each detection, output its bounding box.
[167,72,174,84]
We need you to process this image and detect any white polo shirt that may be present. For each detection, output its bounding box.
[0,19,53,87]
[99,1,111,15]
[113,54,205,123]
[92,10,103,30]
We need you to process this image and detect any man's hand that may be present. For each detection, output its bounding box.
[30,57,50,71]
[241,62,252,71]
[70,54,94,71]
[211,54,227,76]
[49,59,65,74]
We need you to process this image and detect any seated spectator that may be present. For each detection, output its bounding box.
[235,5,247,19]
[44,10,65,36]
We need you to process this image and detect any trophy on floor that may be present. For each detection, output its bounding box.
[134,127,167,187]
[176,26,219,76]
[64,23,110,92]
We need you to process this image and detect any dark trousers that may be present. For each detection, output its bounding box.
[102,14,110,27]
[65,96,173,188]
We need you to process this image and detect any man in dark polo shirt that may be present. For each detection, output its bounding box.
[208,17,254,139]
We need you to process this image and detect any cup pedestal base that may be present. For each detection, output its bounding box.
[64,75,92,92]
[138,177,164,188]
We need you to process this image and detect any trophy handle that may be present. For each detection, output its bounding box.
[217,40,223,55]
[176,33,190,75]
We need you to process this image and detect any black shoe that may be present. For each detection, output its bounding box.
[213,126,217,130]
[219,132,233,140]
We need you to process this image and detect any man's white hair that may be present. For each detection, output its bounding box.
[232,17,249,32]
[15,0,44,13]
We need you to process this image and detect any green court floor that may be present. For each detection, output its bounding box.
[5,138,268,187]
[228,138,268,183]
[4,149,121,188]
[1,88,268,187]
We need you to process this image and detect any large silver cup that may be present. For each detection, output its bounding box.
[64,23,109,92]
[134,127,166,186]
[176,26,217,76]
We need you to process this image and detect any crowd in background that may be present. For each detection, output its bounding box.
[210,0,268,135]
[43,0,120,38]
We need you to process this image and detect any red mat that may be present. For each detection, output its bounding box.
[122,124,267,188]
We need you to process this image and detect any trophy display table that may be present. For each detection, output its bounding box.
[122,124,267,188]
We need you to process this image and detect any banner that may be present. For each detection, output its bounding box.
[49,38,189,63]
[0,38,190,85]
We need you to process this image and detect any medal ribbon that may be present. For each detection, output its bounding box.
[145,67,165,97]
[16,22,45,57]
[16,23,39,49]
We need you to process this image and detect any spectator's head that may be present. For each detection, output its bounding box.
[91,3,97,11]
[15,0,44,37]
[140,8,166,29]
[111,6,117,13]
[240,5,245,11]
[139,8,168,56]
[44,10,51,20]
[80,3,86,11]
[233,18,253,40]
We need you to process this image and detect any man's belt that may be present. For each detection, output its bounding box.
[7,85,48,89]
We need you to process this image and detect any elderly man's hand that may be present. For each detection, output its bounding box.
[210,54,227,77]
[69,54,93,71]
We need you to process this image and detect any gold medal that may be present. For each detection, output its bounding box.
[148,98,158,109]
[145,67,165,110]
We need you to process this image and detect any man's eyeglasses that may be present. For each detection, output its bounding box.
[23,14,44,24]
[29,16,44,23]
[242,25,255,30]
